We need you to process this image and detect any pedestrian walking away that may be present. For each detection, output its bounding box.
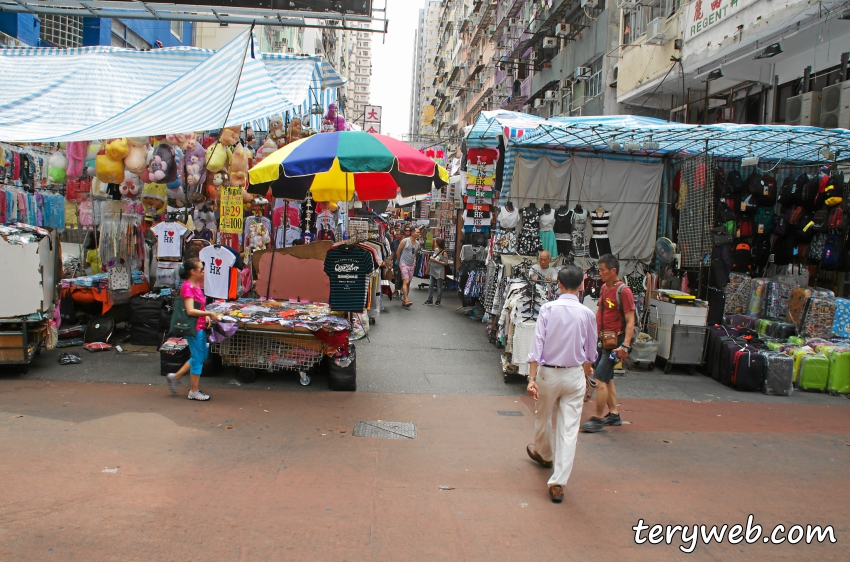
[166,258,222,401]
[396,226,421,308]
[525,265,598,503]
[581,254,635,433]
[423,238,449,306]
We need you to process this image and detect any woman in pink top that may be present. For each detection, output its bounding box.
[166,258,221,401]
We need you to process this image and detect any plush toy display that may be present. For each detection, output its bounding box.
[322,104,336,133]
[220,125,242,147]
[105,138,130,161]
[256,138,278,162]
[245,127,255,144]
[229,143,249,188]
[268,116,286,147]
[85,142,100,176]
[90,176,110,198]
[124,137,149,175]
[205,141,230,173]
[119,170,142,198]
[166,146,186,205]
[95,142,125,184]
[65,141,88,179]
[141,182,167,218]
[334,115,347,132]
[286,118,303,144]
[141,143,177,184]
[247,221,271,253]
[47,150,68,184]
[184,142,207,199]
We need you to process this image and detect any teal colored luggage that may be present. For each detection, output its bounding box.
[827,350,850,394]
[798,354,830,391]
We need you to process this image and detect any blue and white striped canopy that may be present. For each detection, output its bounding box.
[0,28,345,142]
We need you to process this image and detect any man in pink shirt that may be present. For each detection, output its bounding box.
[526,265,598,503]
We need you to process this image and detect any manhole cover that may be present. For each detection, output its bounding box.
[497,411,524,416]
[353,421,417,439]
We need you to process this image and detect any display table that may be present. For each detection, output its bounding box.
[62,272,150,313]
[206,299,351,385]
[647,298,709,373]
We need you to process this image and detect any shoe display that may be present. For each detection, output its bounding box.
[602,412,622,426]
[580,417,605,433]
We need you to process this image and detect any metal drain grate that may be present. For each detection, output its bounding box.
[353,421,417,439]
[497,410,524,416]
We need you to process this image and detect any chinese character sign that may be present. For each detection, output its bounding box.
[684,0,755,42]
[219,186,244,234]
[364,105,382,122]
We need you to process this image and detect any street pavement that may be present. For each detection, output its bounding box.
[1,284,849,560]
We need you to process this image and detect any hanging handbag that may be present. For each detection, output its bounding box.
[711,226,733,248]
[169,296,198,337]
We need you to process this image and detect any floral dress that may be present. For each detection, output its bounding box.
[571,209,588,257]
[517,207,543,256]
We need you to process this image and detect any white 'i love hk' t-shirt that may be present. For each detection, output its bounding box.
[151,221,188,260]
[198,245,237,299]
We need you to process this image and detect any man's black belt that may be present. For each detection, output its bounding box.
[541,365,579,369]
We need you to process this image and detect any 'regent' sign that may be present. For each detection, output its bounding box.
[684,0,756,42]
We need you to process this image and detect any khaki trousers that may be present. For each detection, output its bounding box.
[533,365,586,488]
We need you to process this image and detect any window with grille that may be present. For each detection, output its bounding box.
[585,59,603,99]
[40,15,83,48]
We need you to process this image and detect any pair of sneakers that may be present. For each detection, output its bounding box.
[580,412,621,433]
[422,300,441,306]
[166,373,210,401]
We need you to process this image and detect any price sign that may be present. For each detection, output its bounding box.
[219,186,244,234]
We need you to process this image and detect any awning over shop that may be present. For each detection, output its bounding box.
[0,28,345,143]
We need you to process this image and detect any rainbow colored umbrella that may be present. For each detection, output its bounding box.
[248,131,449,202]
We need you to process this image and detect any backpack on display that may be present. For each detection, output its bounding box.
[751,234,772,273]
[801,175,820,208]
[758,175,777,206]
[770,235,795,266]
[726,170,744,193]
[754,207,775,233]
[732,241,752,273]
[737,217,753,237]
[811,208,829,233]
[774,209,791,236]
[740,194,759,214]
[778,176,796,206]
[716,200,736,225]
[808,233,828,263]
[711,226,733,248]
[820,234,846,270]
[746,172,764,196]
[792,174,809,205]
[828,205,846,231]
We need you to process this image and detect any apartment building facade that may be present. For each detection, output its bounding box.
[410,1,443,141]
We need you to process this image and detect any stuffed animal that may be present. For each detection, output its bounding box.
[119,170,142,198]
[287,118,303,144]
[165,146,186,205]
[220,125,241,147]
[90,176,111,198]
[323,104,336,133]
[95,143,125,184]
[141,143,177,184]
[205,142,230,173]
[256,138,278,162]
[194,205,217,233]
[245,127,255,144]
[334,115,347,132]
[124,137,149,175]
[181,133,199,151]
[105,138,130,161]
[85,142,100,176]
[268,116,286,147]
[141,182,167,218]
[230,143,249,188]
[247,221,270,253]
[65,141,88,179]
[47,150,68,184]
[184,142,207,196]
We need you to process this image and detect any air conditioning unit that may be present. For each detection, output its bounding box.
[555,23,571,37]
[561,77,571,89]
[533,98,543,108]
[617,0,638,8]
[528,20,540,34]
[819,80,850,129]
[574,66,591,81]
[581,0,598,7]
[542,36,558,49]
[544,90,557,100]
[286,47,296,54]
[786,91,822,126]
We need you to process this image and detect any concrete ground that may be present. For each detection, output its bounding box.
[1,283,848,561]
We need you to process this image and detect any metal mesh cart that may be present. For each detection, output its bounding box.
[210,325,333,385]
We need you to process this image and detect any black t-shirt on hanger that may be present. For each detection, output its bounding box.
[323,245,375,312]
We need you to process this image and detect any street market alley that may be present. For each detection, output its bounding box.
[1,289,849,561]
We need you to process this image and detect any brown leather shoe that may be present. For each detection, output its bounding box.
[549,485,564,503]
[526,444,553,468]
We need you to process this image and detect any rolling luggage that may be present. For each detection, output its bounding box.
[799,295,837,339]
[720,341,749,386]
[746,278,770,318]
[765,321,796,340]
[761,352,794,396]
[756,319,772,335]
[724,273,753,315]
[798,354,830,391]
[826,349,850,395]
[705,326,742,378]
[787,287,814,327]
[792,348,813,383]
[732,348,765,391]
[764,281,792,320]
[725,314,757,329]
[832,298,850,338]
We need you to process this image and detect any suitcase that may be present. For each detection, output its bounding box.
[787,287,814,327]
[761,352,794,396]
[720,340,749,386]
[764,281,792,320]
[160,345,190,377]
[746,278,770,318]
[705,326,742,378]
[756,319,772,335]
[827,350,850,394]
[130,294,167,326]
[792,348,813,383]
[725,314,757,329]
[833,298,850,338]
[130,322,164,347]
[732,347,765,391]
[798,354,830,391]
[766,321,796,340]
[799,296,837,339]
[724,273,753,315]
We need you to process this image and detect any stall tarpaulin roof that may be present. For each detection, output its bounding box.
[0,28,345,142]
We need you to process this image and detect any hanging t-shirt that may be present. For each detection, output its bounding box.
[466,148,499,166]
[323,245,375,312]
[151,221,188,260]
[199,244,237,299]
